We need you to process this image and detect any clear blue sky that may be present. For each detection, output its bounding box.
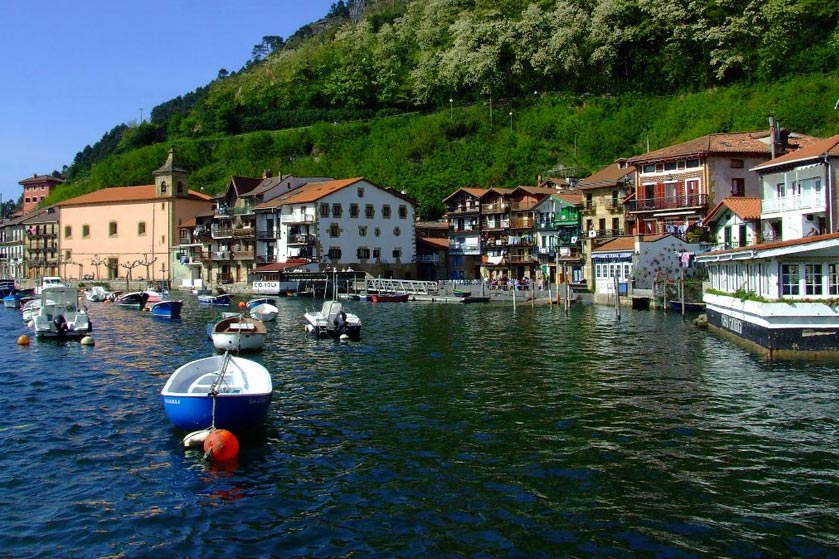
[0,0,336,207]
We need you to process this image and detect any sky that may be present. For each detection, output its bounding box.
[0,0,337,207]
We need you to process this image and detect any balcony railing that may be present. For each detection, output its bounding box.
[256,255,277,264]
[481,203,509,213]
[447,205,481,215]
[761,194,824,214]
[288,234,315,246]
[257,230,280,240]
[628,194,707,212]
[283,214,316,224]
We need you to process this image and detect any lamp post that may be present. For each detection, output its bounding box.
[509,111,513,132]
[139,108,143,123]
[449,98,453,121]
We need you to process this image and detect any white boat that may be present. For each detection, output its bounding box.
[249,302,279,322]
[35,276,64,295]
[21,298,43,323]
[32,287,92,339]
[304,300,361,341]
[161,353,273,432]
[211,314,267,352]
[85,285,113,302]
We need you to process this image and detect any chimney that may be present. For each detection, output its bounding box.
[262,168,272,179]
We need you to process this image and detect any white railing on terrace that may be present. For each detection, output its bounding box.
[761,194,824,214]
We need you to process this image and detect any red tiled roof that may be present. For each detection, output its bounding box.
[577,163,635,189]
[418,237,449,250]
[255,178,364,209]
[442,187,489,203]
[704,197,762,224]
[18,174,64,185]
[627,131,821,165]
[592,234,668,252]
[254,259,313,273]
[57,185,210,207]
[702,232,839,257]
[751,133,839,171]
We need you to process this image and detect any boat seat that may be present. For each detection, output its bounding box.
[187,372,241,394]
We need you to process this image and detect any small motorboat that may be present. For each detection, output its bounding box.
[85,286,113,302]
[370,292,410,303]
[452,289,471,298]
[160,352,273,432]
[304,300,361,341]
[198,293,233,306]
[32,287,92,339]
[211,314,267,352]
[245,297,277,309]
[3,289,25,309]
[21,298,43,323]
[249,302,279,322]
[150,300,183,319]
[115,291,149,309]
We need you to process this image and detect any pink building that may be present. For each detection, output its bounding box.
[57,148,211,283]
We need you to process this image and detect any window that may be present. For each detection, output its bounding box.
[359,226,367,237]
[332,203,342,218]
[398,205,407,219]
[781,264,800,296]
[64,249,72,261]
[160,181,167,194]
[382,205,391,219]
[357,248,370,259]
[805,264,823,296]
[642,164,656,174]
[393,226,401,236]
[392,248,401,259]
[365,204,375,218]
[776,183,786,197]
[329,224,340,237]
[319,203,330,217]
[685,159,700,168]
[64,225,72,238]
[730,159,744,168]
[328,247,342,260]
[350,203,359,218]
[109,221,118,237]
[82,225,90,238]
[138,221,146,236]
[375,227,381,237]
[830,264,839,295]
[357,187,365,198]
[738,225,748,247]
[731,178,745,196]
[373,248,381,258]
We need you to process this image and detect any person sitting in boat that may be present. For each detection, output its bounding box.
[333,310,348,331]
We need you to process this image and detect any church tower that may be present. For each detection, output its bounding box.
[153,147,188,198]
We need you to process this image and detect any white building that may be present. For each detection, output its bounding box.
[752,133,839,241]
[703,197,761,250]
[254,177,417,278]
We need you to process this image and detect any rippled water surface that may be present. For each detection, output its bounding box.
[1,296,838,558]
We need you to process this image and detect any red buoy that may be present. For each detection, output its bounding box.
[203,429,240,461]
[238,301,246,309]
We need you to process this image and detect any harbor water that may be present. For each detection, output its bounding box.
[1,296,838,558]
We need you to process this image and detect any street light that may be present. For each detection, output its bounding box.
[449,98,453,121]
[139,108,143,123]
[509,111,513,132]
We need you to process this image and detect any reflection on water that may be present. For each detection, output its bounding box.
[0,297,837,558]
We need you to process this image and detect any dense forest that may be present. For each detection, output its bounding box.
[47,0,839,218]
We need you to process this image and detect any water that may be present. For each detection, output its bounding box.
[1,297,838,558]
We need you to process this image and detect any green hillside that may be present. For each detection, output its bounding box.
[48,0,839,219]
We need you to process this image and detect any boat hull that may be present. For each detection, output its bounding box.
[212,332,266,352]
[161,392,272,432]
[371,292,410,303]
[151,300,183,319]
[707,307,839,356]
[198,294,232,306]
[304,321,362,341]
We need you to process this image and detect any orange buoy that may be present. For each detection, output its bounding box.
[203,429,239,461]
[238,301,246,309]
[17,334,30,346]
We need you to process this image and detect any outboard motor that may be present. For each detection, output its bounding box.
[53,314,68,336]
[333,311,348,334]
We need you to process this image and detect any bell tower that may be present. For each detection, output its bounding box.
[153,146,188,198]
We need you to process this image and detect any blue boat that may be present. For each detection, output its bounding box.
[150,300,183,319]
[197,293,232,306]
[161,353,273,432]
[3,291,23,309]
